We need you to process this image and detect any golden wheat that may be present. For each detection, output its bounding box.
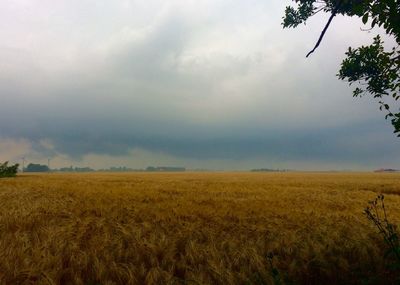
[0,172,399,284]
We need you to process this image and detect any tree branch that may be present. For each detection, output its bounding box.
[306,1,342,58]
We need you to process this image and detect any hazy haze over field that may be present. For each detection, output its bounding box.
[0,0,399,170]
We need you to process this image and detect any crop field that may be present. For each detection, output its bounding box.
[0,172,400,284]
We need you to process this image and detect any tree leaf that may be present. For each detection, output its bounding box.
[362,13,369,24]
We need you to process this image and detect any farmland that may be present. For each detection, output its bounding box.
[0,172,400,284]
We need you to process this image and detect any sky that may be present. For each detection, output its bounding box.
[0,0,399,171]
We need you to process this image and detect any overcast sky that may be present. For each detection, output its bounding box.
[0,0,399,170]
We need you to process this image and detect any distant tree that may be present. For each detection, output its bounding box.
[24,163,49,172]
[59,166,74,172]
[145,166,186,172]
[74,167,94,172]
[0,161,19,178]
[283,0,400,136]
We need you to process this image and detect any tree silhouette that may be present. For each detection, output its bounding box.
[283,0,400,136]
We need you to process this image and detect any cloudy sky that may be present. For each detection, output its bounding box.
[0,0,399,170]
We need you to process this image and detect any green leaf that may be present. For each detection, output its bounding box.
[362,13,369,24]
[371,18,377,28]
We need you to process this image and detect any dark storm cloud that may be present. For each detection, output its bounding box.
[3,113,396,167]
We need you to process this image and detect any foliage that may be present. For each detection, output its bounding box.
[283,0,400,37]
[364,194,400,269]
[338,35,400,134]
[282,0,400,135]
[0,161,19,178]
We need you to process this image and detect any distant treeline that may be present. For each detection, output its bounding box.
[24,163,112,173]
[22,164,186,173]
[145,166,186,172]
[250,168,291,172]
[58,166,94,172]
[374,168,399,173]
[99,166,186,172]
[24,163,50,172]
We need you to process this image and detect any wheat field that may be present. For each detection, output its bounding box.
[0,172,400,284]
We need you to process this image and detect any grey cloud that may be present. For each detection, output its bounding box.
[0,1,398,170]
[10,115,397,169]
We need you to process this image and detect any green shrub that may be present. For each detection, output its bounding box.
[364,194,400,283]
[0,161,19,178]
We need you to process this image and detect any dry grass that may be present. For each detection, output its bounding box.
[0,172,400,284]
